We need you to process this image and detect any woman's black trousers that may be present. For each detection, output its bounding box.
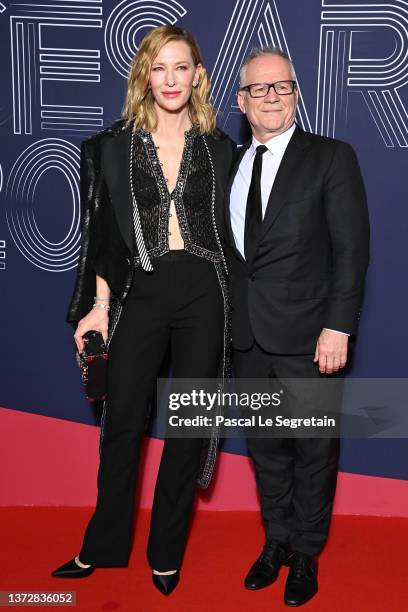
[79,251,224,571]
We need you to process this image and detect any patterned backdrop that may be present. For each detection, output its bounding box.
[1,1,407,503]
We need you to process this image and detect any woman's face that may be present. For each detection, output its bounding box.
[149,40,202,113]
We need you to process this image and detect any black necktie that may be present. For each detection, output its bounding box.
[244,144,268,263]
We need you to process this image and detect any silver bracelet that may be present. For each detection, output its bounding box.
[94,296,110,302]
[92,303,110,311]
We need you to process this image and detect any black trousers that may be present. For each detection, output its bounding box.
[234,342,341,556]
[79,251,224,571]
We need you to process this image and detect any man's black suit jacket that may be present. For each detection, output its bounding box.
[223,125,370,355]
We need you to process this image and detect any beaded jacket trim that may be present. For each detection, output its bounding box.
[97,122,232,489]
[131,125,223,266]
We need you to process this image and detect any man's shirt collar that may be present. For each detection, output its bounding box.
[250,122,296,158]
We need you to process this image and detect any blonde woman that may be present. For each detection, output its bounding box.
[52,26,234,595]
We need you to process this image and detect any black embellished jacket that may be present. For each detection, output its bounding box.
[67,119,234,324]
[67,118,235,487]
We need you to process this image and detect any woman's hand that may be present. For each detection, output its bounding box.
[74,308,109,353]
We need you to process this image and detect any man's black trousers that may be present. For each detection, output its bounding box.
[234,342,341,556]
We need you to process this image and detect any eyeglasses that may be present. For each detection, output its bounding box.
[240,80,297,98]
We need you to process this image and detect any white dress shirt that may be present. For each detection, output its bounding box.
[229,123,348,337]
[230,123,296,257]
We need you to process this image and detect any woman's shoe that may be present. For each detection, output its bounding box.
[152,570,180,596]
[51,557,95,578]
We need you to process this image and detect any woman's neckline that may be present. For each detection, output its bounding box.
[137,124,199,139]
[136,125,198,198]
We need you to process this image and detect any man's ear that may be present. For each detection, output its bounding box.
[237,91,246,114]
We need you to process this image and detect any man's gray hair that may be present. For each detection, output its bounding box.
[239,46,296,87]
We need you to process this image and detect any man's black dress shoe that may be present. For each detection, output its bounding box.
[152,571,180,596]
[244,541,293,590]
[51,557,95,578]
[284,552,318,606]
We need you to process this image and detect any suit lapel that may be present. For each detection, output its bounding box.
[225,140,251,263]
[105,125,134,254]
[203,135,229,238]
[260,125,311,241]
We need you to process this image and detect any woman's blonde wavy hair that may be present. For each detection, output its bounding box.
[122,25,216,134]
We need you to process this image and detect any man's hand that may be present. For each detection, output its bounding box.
[313,329,348,374]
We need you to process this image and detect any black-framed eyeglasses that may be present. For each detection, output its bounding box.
[240,80,297,98]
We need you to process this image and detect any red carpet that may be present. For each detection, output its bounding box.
[0,509,407,611]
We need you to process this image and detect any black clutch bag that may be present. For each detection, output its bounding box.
[78,330,108,403]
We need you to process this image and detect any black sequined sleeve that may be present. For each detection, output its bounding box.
[66,135,107,327]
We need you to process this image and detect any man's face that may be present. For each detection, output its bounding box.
[237,54,298,142]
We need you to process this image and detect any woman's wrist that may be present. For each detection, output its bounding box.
[94,296,110,305]
[92,303,110,311]
[93,296,111,311]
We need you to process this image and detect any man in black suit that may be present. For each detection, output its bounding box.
[224,46,369,606]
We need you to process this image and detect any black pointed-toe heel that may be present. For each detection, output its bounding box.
[152,571,180,596]
[51,557,95,578]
